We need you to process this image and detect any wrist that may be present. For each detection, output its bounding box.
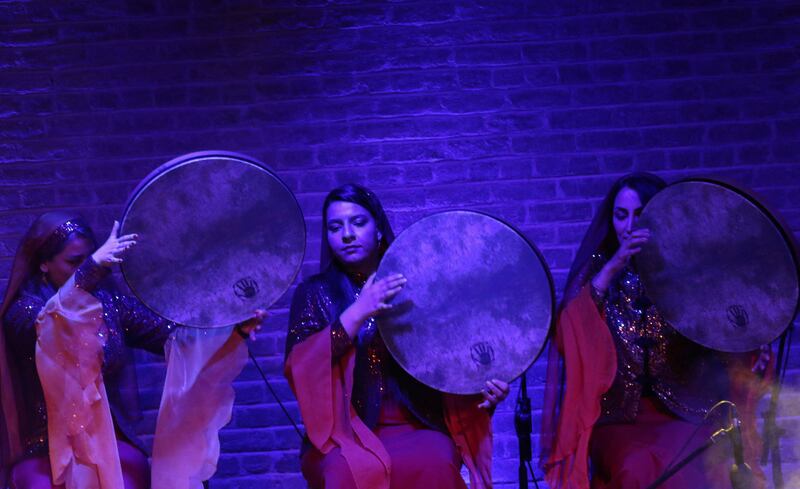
[91,252,110,268]
[235,324,249,340]
[74,256,110,291]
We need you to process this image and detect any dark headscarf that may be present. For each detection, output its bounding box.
[560,172,667,309]
[540,172,667,469]
[0,212,95,484]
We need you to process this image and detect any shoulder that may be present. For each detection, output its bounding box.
[3,289,46,327]
[292,272,331,301]
[8,291,45,313]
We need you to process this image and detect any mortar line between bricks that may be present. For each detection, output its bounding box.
[4,84,796,119]
[24,45,799,85]
[10,95,792,121]
[7,24,799,61]
[5,117,788,146]
[5,164,789,194]
[3,6,797,43]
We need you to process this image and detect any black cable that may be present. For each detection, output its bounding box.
[647,401,742,489]
[247,349,304,440]
[662,400,730,475]
[526,460,540,489]
[780,324,793,385]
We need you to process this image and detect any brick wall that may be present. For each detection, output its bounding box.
[1,1,799,487]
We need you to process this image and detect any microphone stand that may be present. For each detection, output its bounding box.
[515,372,533,489]
[761,325,792,489]
[646,402,752,489]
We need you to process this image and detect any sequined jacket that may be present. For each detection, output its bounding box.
[3,258,175,458]
[592,257,730,425]
[286,268,447,439]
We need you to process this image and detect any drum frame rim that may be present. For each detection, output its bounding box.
[119,150,307,328]
[640,176,800,350]
[376,208,556,394]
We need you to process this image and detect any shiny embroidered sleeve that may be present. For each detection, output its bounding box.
[74,257,110,293]
[116,294,176,355]
[3,293,45,359]
[285,281,354,362]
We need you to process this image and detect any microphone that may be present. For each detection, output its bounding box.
[730,410,745,466]
[729,405,754,489]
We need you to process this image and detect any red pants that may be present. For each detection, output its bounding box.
[302,401,466,489]
[590,398,729,489]
[302,423,465,489]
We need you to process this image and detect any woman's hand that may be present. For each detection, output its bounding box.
[592,228,650,294]
[92,220,137,268]
[609,228,650,271]
[340,273,406,338]
[236,309,267,340]
[477,379,510,411]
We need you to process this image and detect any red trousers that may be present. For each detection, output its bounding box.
[301,402,466,489]
[590,398,729,489]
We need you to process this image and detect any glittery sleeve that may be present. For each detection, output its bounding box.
[115,294,176,355]
[3,293,45,359]
[329,318,354,360]
[74,257,110,293]
[286,281,354,362]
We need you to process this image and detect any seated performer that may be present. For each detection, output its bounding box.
[284,183,510,489]
[0,212,263,489]
[541,172,771,489]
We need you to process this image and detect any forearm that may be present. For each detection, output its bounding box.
[590,267,612,293]
[339,303,366,340]
[74,257,110,293]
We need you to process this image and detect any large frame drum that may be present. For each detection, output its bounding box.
[120,151,306,328]
[638,179,799,352]
[375,210,553,395]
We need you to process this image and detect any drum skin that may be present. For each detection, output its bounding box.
[120,151,305,328]
[375,211,553,395]
[638,180,799,352]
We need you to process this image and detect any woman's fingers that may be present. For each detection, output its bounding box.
[376,274,406,290]
[384,284,404,298]
[387,274,406,284]
[485,380,504,398]
[110,220,120,238]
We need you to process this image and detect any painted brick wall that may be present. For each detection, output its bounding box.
[1,1,799,487]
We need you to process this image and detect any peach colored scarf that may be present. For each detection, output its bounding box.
[36,276,125,489]
[35,278,247,489]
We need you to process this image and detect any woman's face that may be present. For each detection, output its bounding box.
[325,201,382,273]
[612,186,643,245]
[39,234,93,289]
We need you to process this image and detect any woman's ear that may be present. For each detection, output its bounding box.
[377,231,383,242]
[39,262,48,274]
